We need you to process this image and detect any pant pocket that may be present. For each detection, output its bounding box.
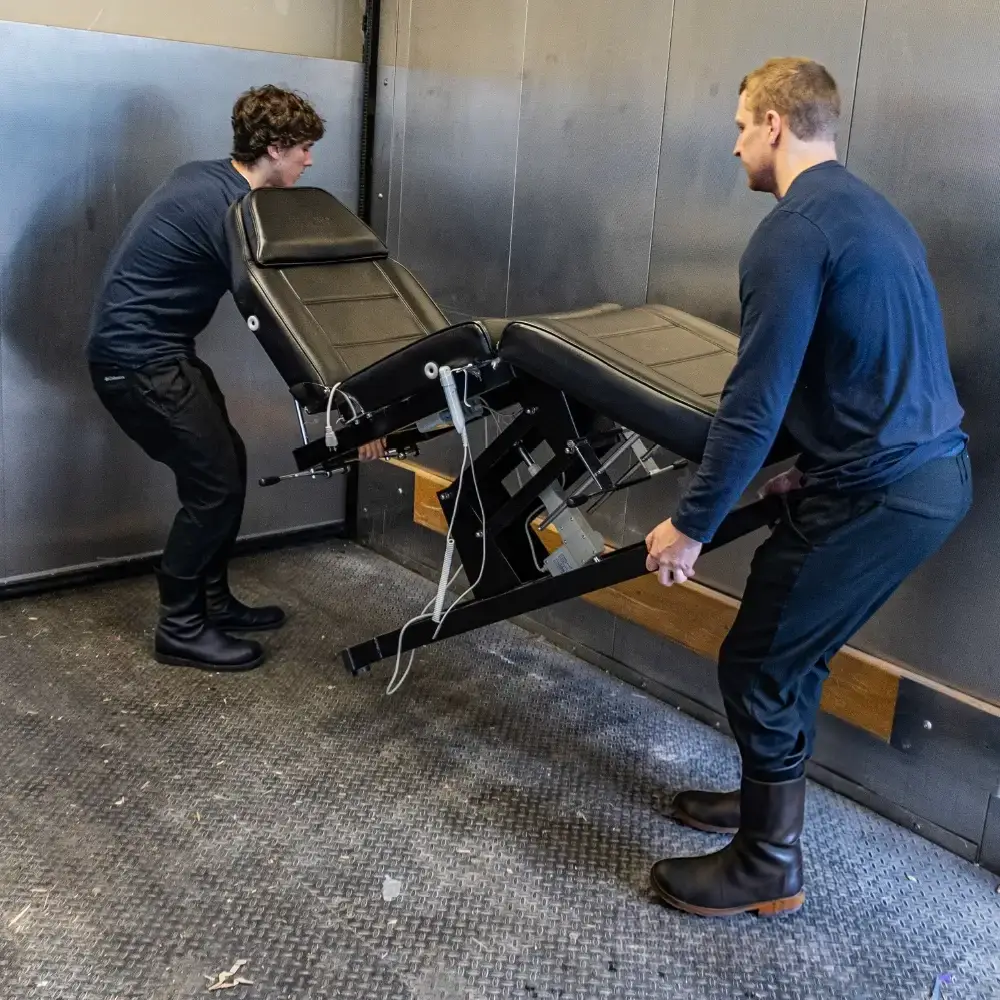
[784,491,886,548]
[136,361,199,415]
[883,454,972,520]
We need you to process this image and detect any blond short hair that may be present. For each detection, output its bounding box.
[739,58,840,140]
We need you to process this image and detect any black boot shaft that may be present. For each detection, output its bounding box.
[739,776,805,846]
[155,571,264,672]
[672,788,740,834]
[204,564,286,632]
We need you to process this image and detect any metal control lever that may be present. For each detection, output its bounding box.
[259,445,419,487]
[260,469,337,487]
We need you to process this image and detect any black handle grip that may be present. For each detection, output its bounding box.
[259,476,281,487]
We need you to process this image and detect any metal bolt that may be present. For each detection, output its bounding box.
[383,78,389,86]
[397,488,404,495]
[475,530,483,539]
[922,720,933,731]
[378,192,384,199]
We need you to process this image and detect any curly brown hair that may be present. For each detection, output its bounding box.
[231,85,326,164]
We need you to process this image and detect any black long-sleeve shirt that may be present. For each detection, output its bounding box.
[672,161,967,543]
[87,159,250,369]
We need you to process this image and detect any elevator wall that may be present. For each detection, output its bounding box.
[0,21,363,586]
[373,0,999,707]
[0,0,364,61]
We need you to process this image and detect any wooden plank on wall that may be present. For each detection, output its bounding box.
[399,458,900,742]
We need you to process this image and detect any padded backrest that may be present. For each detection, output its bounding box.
[241,185,388,266]
[227,186,449,410]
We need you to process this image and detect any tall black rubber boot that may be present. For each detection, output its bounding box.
[204,561,286,633]
[671,788,741,834]
[154,571,265,671]
[650,776,806,917]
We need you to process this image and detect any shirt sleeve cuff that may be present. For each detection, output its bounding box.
[670,510,714,546]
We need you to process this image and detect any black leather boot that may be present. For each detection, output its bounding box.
[650,775,806,917]
[205,562,286,632]
[671,788,740,834]
[155,571,265,671]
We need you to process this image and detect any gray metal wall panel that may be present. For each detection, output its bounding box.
[370,0,399,244]
[505,0,674,316]
[392,0,527,317]
[647,0,866,330]
[843,0,1000,702]
[981,796,1000,873]
[0,321,4,579]
[0,21,360,582]
[384,0,412,258]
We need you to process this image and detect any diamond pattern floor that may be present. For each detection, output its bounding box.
[0,540,996,999]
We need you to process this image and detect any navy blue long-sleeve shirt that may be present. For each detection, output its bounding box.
[87,159,250,369]
[672,161,967,544]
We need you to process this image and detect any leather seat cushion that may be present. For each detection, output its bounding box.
[499,304,738,463]
[342,321,495,412]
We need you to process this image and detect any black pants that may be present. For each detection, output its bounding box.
[719,449,972,782]
[90,357,247,583]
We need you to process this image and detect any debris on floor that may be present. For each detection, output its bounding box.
[930,972,954,999]
[205,960,253,992]
[382,876,402,902]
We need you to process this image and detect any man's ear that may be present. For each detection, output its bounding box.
[765,109,782,146]
[266,144,283,161]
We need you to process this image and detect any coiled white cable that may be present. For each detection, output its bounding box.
[385,362,490,695]
[386,429,488,696]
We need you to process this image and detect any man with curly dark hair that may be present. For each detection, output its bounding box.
[87,85,382,674]
[230,84,325,180]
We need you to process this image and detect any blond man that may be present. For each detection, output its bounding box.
[645,58,970,917]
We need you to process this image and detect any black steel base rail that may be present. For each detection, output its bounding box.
[341,493,782,674]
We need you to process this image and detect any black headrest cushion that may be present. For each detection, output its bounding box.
[241,186,388,266]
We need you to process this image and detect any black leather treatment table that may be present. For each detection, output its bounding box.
[227,186,789,675]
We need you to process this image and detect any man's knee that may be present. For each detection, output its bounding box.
[179,471,246,520]
[717,626,755,702]
[229,429,248,477]
[212,480,246,516]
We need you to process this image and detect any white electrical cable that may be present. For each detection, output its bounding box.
[324,381,363,448]
[385,564,463,696]
[431,445,487,637]
[386,422,489,695]
[524,506,547,573]
[386,432,472,695]
[386,361,498,695]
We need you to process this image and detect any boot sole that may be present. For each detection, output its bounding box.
[652,878,805,918]
[154,651,266,672]
[671,807,738,836]
[206,616,287,633]
[209,621,286,634]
